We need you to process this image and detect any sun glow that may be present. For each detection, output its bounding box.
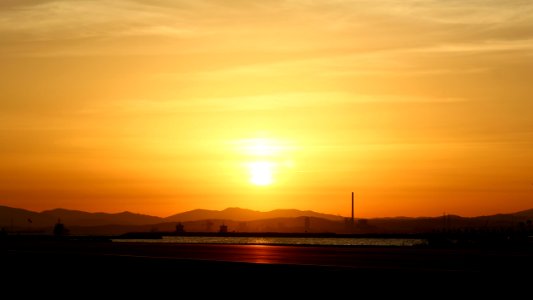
[236,137,294,187]
[248,161,274,186]
[243,138,281,157]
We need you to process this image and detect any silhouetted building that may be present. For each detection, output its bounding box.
[219,223,228,233]
[176,222,185,234]
[53,219,69,236]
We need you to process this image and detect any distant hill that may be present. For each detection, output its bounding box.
[0,205,163,229]
[41,208,163,226]
[164,207,344,223]
[0,205,55,228]
[0,205,342,229]
[512,208,533,218]
[1,204,532,235]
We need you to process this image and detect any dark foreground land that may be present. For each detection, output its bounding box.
[1,238,532,292]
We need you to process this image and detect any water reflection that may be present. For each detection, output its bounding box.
[113,236,426,247]
[244,245,278,264]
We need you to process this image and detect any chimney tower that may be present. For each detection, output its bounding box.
[351,192,354,224]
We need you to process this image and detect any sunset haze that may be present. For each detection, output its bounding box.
[1,0,533,217]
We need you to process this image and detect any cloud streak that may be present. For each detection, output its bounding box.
[1,0,532,53]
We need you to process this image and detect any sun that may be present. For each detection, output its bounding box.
[248,161,274,186]
[236,137,295,187]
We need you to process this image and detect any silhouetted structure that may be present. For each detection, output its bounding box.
[351,192,354,224]
[206,220,213,232]
[219,223,228,233]
[344,217,353,231]
[175,222,185,233]
[304,217,310,233]
[345,192,355,231]
[53,219,69,236]
[442,213,453,231]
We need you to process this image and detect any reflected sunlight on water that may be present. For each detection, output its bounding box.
[113,236,426,246]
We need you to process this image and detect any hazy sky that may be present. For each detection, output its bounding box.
[1,0,533,217]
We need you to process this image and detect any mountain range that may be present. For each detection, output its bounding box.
[1,205,532,235]
[0,205,342,227]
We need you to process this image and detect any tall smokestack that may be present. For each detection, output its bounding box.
[351,192,354,223]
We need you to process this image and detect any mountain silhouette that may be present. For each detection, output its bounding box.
[0,205,342,228]
[511,208,533,218]
[41,208,163,226]
[1,204,532,235]
[0,205,55,227]
[164,207,343,223]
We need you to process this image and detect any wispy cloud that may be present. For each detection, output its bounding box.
[84,93,467,116]
[411,39,533,54]
[2,0,532,54]
[1,0,532,110]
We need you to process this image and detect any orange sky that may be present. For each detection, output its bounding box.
[1,1,533,218]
